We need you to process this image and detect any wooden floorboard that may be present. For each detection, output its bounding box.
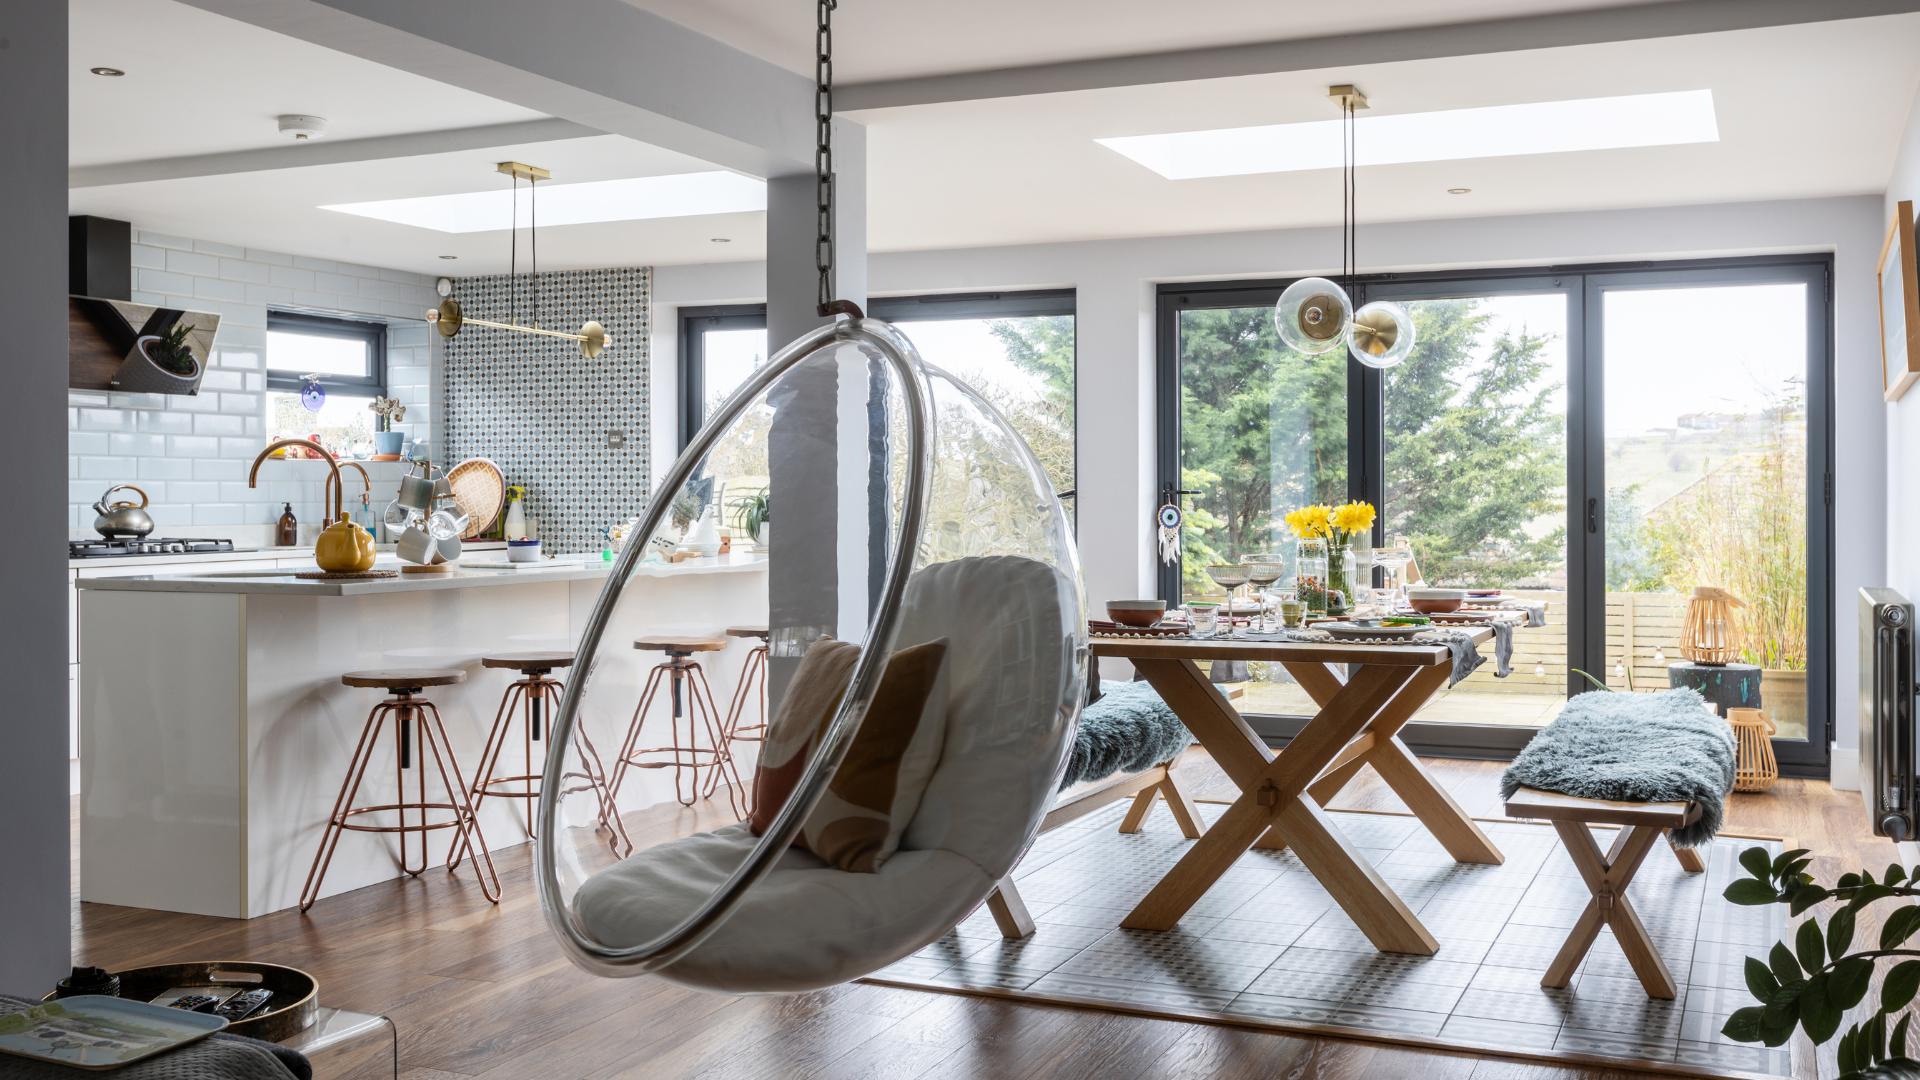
[68,755,1891,1079]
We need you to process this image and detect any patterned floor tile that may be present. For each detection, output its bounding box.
[1555,1025,1679,1060]
[1221,992,1346,1025]
[1438,1014,1562,1052]
[1324,1001,1449,1037]
[1203,918,1311,947]
[1675,1038,1790,1072]
[1025,971,1238,1012]
[1452,987,1574,1028]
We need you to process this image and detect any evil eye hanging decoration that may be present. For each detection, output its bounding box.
[1157,502,1183,566]
[299,373,327,412]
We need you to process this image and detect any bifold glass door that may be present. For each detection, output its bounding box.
[1159,259,1831,769]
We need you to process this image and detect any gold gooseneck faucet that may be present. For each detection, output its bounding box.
[249,439,345,523]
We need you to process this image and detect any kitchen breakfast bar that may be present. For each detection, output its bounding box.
[77,555,768,918]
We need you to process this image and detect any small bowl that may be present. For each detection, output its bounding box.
[1408,597,1463,614]
[507,538,543,563]
[1106,600,1167,627]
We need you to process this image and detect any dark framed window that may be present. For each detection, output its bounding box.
[1158,255,1833,774]
[679,292,1078,502]
[265,310,385,393]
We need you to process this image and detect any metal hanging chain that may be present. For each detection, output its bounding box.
[815,0,861,319]
[509,173,518,326]
[531,174,539,329]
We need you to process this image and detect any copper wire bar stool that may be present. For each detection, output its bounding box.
[610,636,742,818]
[300,668,500,912]
[719,625,770,812]
[461,652,631,861]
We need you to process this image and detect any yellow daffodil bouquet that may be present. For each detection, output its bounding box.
[1285,501,1375,547]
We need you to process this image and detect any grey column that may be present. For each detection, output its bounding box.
[765,120,867,700]
[1,0,74,989]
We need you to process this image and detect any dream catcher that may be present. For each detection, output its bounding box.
[1158,485,1198,565]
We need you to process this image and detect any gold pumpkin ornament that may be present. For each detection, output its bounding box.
[314,513,376,573]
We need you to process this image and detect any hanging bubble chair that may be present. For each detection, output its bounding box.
[533,315,1087,994]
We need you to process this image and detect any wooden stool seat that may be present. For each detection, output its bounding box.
[1504,786,1707,1000]
[725,625,770,639]
[482,651,576,671]
[341,668,466,689]
[634,636,728,653]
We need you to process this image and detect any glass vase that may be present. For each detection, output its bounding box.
[1295,538,1329,616]
[1328,541,1355,610]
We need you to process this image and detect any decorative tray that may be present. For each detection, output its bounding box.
[1,995,226,1070]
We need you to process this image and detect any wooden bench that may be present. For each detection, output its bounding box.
[984,752,1205,938]
[1503,786,1708,1000]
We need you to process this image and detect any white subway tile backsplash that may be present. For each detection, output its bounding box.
[192,459,247,481]
[137,231,193,251]
[292,255,337,273]
[379,266,426,285]
[70,432,108,455]
[167,481,221,504]
[79,408,133,431]
[220,481,273,503]
[71,480,106,503]
[219,437,261,458]
[215,349,262,371]
[221,324,267,348]
[192,503,245,526]
[198,370,244,392]
[137,268,194,295]
[245,284,294,306]
[167,249,220,277]
[137,410,194,434]
[130,244,165,270]
[129,291,167,307]
[194,239,246,259]
[165,393,221,413]
[193,414,246,437]
[138,457,195,481]
[194,277,248,303]
[78,456,139,479]
[247,248,293,267]
[109,433,167,457]
[145,504,193,528]
[109,392,168,410]
[245,416,265,436]
[220,393,260,414]
[168,435,221,457]
[245,373,264,392]
[357,277,403,302]
[312,271,360,296]
[269,265,315,290]
[220,258,270,284]
[291,290,337,309]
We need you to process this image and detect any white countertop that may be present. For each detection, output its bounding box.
[68,547,315,570]
[74,552,767,596]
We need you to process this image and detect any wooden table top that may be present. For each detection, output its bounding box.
[1089,623,1499,667]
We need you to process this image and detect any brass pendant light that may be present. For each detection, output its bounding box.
[1272,85,1415,369]
[426,162,613,359]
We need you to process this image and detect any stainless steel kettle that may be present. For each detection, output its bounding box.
[92,484,155,538]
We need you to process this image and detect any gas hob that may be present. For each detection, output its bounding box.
[69,537,250,559]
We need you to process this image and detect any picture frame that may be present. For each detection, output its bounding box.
[1878,199,1920,402]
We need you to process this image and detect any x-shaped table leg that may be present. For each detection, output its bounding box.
[1253,660,1503,866]
[1122,658,1440,954]
[1545,821,1676,999]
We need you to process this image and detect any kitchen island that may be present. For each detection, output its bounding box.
[78,554,768,918]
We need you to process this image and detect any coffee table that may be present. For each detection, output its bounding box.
[1090,623,1512,955]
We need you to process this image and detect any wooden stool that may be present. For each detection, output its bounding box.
[611,637,742,817]
[462,652,631,861]
[720,625,771,808]
[300,669,500,912]
[1504,787,1708,1000]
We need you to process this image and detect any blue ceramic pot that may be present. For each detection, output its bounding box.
[373,431,404,456]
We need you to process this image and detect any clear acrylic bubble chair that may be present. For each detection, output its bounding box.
[534,317,1088,994]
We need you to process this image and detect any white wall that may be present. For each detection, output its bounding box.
[69,231,440,544]
[657,194,1884,771]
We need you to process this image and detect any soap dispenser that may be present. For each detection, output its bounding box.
[276,502,298,547]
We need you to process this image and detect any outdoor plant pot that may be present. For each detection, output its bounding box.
[112,334,204,396]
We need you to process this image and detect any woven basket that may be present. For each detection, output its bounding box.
[446,458,506,539]
[1726,707,1778,792]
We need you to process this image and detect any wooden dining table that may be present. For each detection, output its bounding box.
[1091,621,1517,956]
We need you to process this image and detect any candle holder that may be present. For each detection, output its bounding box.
[1679,586,1745,665]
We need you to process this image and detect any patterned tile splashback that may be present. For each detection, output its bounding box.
[443,267,651,553]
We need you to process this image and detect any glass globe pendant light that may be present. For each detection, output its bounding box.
[1273,85,1415,369]
[1273,277,1353,354]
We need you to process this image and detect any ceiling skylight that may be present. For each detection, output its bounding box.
[321,171,766,233]
[1097,90,1719,180]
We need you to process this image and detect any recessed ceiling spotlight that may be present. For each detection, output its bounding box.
[439,254,458,259]
[1448,188,1471,194]
[90,67,124,76]
[710,237,731,243]
[277,114,328,141]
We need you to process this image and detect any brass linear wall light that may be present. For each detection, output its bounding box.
[425,162,612,359]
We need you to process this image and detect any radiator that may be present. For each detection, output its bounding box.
[1862,587,1916,841]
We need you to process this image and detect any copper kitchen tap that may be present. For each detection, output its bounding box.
[249,439,345,523]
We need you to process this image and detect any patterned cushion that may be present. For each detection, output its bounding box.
[747,639,861,837]
[800,639,949,872]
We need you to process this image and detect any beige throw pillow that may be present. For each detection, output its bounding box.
[747,639,861,837]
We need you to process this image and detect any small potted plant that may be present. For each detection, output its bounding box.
[368,397,407,459]
[113,319,205,395]
[729,488,770,551]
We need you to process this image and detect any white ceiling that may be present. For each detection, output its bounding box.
[64,1,1920,274]
[622,0,1681,82]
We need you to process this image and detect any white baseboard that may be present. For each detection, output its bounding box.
[1830,746,1859,791]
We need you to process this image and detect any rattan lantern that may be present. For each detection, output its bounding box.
[1679,586,1745,665]
[1726,708,1780,792]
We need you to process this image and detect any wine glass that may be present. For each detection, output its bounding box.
[1205,565,1251,638]
[1243,560,1284,631]
[1373,540,1414,609]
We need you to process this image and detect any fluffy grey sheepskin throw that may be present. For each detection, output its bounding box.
[1500,687,1735,848]
[1060,681,1193,790]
